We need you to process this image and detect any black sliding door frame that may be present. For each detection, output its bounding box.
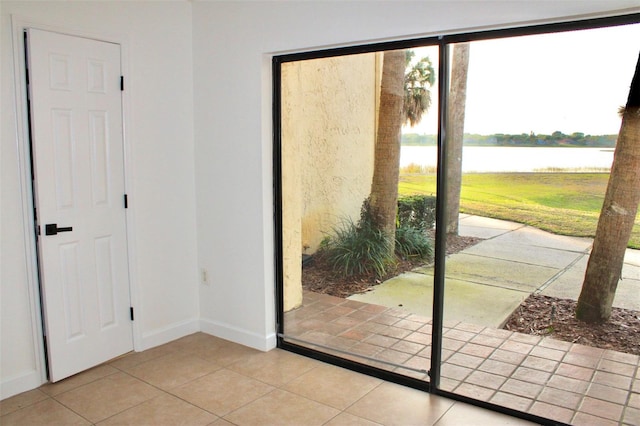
[273,12,640,426]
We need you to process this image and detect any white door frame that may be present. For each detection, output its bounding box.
[10,15,142,386]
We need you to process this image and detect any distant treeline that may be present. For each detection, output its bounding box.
[402,132,617,148]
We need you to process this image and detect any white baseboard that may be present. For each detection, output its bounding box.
[200,318,276,352]
[1,370,45,401]
[138,318,200,351]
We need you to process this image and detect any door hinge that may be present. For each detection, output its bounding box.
[130,307,134,321]
[124,194,128,208]
[120,76,124,91]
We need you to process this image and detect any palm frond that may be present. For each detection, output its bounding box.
[403,52,435,126]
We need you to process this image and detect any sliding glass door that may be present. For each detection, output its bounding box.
[277,46,440,386]
[275,16,640,425]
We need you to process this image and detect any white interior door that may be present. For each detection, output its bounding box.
[27,28,133,382]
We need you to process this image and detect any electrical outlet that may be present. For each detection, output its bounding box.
[201,268,209,285]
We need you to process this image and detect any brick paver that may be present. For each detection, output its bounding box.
[284,290,640,425]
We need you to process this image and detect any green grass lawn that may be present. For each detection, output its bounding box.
[399,172,640,249]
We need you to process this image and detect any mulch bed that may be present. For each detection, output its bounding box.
[302,232,482,298]
[504,294,640,356]
[302,233,640,356]
[303,256,417,299]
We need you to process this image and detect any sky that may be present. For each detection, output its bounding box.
[403,23,640,136]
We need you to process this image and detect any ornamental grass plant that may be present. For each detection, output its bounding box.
[318,196,434,277]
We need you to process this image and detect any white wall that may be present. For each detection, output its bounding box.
[1,0,638,400]
[1,1,198,398]
[192,0,639,350]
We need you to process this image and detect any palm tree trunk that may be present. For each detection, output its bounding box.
[369,50,405,255]
[576,53,640,323]
[446,43,470,235]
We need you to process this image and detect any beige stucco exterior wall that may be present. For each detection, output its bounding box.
[281,53,380,311]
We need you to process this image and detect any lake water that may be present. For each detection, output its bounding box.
[400,146,614,173]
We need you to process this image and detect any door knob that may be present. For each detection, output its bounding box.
[45,224,73,236]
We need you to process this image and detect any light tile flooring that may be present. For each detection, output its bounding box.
[284,291,640,426]
[0,333,534,426]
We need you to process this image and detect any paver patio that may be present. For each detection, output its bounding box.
[284,290,640,425]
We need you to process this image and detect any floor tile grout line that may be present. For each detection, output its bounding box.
[213,384,281,422]
[221,385,345,425]
[71,367,185,424]
[316,379,386,425]
[116,348,327,423]
[48,392,99,425]
[0,389,52,418]
[104,344,258,423]
[428,394,459,426]
[6,356,175,423]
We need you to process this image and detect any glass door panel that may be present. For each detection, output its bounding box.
[280,46,439,382]
[439,25,640,425]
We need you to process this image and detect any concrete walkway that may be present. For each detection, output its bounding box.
[349,214,640,328]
